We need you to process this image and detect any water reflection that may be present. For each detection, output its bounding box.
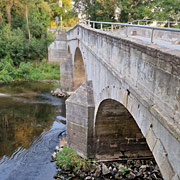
[0,81,66,159]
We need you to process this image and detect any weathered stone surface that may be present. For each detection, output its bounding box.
[60,55,73,91]
[66,81,95,158]
[48,32,67,63]
[146,126,158,151]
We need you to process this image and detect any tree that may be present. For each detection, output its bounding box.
[73,0,117,22]
[28,1,52,38]
[117,0,180,23]
[117,0,155,22]
[20,0,34,42]
[0,0,54,65]
[0,0,24,25]
[153,0,180,21]
[45,0,72,20]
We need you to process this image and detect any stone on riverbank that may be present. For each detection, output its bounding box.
[51,88,72,98]
[52,146,163,180]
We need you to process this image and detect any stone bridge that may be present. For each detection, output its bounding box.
[60,23,180,180]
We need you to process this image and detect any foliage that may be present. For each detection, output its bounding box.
[45,0,77,25]
[117,0,180,23]
[73,0,180,23]
[120,167,131,175]
[117,0,153,22]
[0,0,54,65]
[73,0,117,22]
[56,146,91,172]
[0,56,60,83]
[0,25,54,65]
[153,0,180,21]
[0,54,16,82]
[27,1,52,38]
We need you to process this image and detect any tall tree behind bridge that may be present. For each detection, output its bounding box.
[118,0,180,22]
[73,0,180,23]
[44,0,77,27]
[73,0,117,21]
[153,0,180,21]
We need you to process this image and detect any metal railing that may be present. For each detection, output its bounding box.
[130,20,180,28]
[79,19,180,43]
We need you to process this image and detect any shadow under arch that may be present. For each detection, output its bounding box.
[73,47,86,90]
[94,99,152,160]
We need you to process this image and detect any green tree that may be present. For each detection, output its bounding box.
[28,1,51,38]
[153,0,180,21]
[73,0,117,22]
[0,0,24,25]
[117,0,180,23]
[117,0,154,22]
[45,0,72,21]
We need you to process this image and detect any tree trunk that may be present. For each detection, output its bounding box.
[25,5,31,42]
[6,5,12,25]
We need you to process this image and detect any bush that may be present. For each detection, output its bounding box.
[56,146,91,172]
[0,56,60,82]
[0,25,54,65]
[0,55,16,82]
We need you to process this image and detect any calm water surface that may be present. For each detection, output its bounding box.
[0,81,66,180]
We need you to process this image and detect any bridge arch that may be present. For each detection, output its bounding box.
[73,47,86,90]
[94,98,152,160]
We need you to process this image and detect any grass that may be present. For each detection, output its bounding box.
[55,146,91,172]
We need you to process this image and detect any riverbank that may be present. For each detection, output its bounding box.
[52,140,163,180]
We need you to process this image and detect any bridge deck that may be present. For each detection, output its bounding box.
[129,35,180,50]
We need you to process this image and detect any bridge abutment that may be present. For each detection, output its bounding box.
[66,81,95,158]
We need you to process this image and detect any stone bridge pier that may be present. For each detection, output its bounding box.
[60,24,180,180]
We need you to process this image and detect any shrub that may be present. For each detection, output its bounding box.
[0,25,54,65]
[0,56,60,82]
[56,146,91,172]
[0,55,16,82]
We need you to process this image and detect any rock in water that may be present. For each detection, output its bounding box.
[51,88,69,98]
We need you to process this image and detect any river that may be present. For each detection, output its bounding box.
[0,81,66,180]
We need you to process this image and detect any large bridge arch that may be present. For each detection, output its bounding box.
[73,47,86,90]
[94,98,152,160]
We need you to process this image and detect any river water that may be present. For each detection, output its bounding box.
[0,81,66,180]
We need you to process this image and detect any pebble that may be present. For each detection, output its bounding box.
[85,176,92,180]
[102,163,110,175]
[51,152,56,160]
[126,171,136,179]
[94,165,101,177]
